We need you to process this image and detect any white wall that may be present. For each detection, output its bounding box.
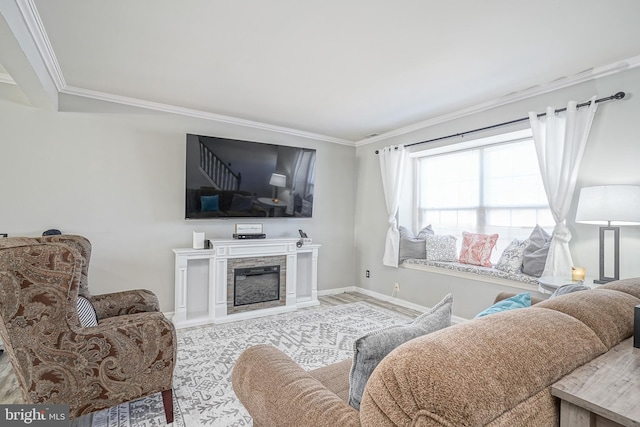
[0,84,357,312]
[354,67,640,319]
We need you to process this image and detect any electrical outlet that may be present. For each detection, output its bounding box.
[393,282,400,292]
[365,270,370,278]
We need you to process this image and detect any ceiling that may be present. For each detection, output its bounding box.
[2,0,640,144]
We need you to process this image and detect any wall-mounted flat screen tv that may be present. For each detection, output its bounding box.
[186,134,316,219]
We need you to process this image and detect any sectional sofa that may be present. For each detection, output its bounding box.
[232,278,640,426]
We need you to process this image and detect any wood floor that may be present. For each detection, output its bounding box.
[0,291,420,421]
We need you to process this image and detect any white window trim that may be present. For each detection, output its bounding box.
[408,128,533,159]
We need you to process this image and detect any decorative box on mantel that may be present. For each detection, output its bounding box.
[172,238,320,329]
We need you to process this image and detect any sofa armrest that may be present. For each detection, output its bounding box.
[90,289,160,320]
[232,345,360,427]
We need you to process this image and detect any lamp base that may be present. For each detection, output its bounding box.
[597,225,620,285]
[594,278,615,284]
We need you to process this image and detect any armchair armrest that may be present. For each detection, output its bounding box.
[232,345,360,427]
[68,312,177,416]
[26,312,176,418]
[90,289,160,320]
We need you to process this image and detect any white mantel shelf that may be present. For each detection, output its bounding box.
[173,238,320,329]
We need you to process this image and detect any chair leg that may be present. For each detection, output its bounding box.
[162,388,174,424]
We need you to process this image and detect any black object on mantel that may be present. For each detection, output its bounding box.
[232,233,267,239]
[634,305,640,349]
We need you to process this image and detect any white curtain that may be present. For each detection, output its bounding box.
[528,96,597,281]
[379,145,408,267]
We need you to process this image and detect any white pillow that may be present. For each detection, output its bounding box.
[425,234,457,262]
[495,239,529,274]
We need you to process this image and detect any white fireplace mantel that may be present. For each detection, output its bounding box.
[173,238,320,329]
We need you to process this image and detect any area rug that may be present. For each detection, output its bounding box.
[87,301,414,427]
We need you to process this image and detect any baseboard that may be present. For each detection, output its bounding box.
[165,288,468,324]
[317,286,357,296]
[319,286,468,324]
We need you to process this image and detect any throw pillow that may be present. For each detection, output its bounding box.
[77,296,98,327]
[458,232,499,267]
[229,194,253,212]
[474,292,531,318]
[200,195,220,212]
[398,225,434,262]
[495,239,529,274]
[348,293,453,410]
[550,284,590,298]
[425,234,457,262]
[522,225,551,277]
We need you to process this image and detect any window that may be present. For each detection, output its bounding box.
[413,130,554,262]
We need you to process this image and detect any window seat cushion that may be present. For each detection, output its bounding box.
[402,258,539,285]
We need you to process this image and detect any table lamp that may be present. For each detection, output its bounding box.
[269,173,287,203]
[575,185,640,283]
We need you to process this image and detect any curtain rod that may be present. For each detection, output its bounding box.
[375,91,626,154]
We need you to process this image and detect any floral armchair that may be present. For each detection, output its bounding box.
[0,235,176,422]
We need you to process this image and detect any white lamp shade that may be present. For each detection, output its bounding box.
[269,173,287,188]
[575,185,640,225]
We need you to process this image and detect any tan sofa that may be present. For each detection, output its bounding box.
[232,278,640,426]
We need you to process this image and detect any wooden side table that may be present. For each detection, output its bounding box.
[551,338,640,427]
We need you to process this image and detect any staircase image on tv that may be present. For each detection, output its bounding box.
[199,140,241,191]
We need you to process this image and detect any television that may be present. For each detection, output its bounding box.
[185,134,316,219]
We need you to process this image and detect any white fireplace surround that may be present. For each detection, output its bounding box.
[173,238,320,328]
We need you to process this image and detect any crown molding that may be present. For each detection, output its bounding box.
[355,55,640,147]
[15,0,65,90]
[17,0,352,145]
[60,85,355,146]
[12,0,640,148]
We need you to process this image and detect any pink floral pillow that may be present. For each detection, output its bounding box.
[459,232,499,267]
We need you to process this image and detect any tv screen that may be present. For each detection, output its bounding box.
[185,134,316,219]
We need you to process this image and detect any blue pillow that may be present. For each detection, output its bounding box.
[200,195,220,212]
[475,292,531,318]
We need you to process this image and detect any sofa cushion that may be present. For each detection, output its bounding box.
[522,225,551,277]
[495,238,529,274]
[600,277,640,300]
[536,288,640,348]
[348,293,452,410]
[398,225,434,262]
[458,232,499,267]
[475,292,531,318]
[309,358,352,402]
[425,234,457,262]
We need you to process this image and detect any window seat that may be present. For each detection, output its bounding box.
[402,258,540,290]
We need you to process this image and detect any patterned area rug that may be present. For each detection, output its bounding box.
[87,302,413,427]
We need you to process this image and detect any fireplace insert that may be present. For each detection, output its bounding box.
[233,265,280,306]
